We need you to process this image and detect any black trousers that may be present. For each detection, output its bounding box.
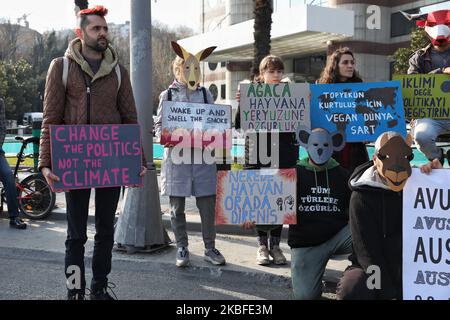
[64,187,120,292]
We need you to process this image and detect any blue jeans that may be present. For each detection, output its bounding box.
[290,225,352,300]
[412,118,450,160]
[0,153,19,218]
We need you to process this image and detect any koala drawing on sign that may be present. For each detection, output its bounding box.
[296,127,345,165]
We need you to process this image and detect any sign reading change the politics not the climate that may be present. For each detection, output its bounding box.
[394,74,450,120]
[239,83,310,132]
[50,124,142,191]
[161,101,231,147]
[403,169,450,300]
[311,81,407,142]
[215,169,297,225]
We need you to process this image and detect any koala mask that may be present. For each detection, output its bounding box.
[171,41,217,91]
[374,132,414,192]
[297,127,345,166]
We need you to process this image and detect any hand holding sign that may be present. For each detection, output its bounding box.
[41,167,61,192]
[419,158,443,174]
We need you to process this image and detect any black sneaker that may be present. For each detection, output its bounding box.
[90,283,117,300]
[9,217,27,230]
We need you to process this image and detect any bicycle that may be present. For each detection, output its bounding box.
[0,136,56,219]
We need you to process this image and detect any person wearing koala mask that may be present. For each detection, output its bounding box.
[288,127,352,300]
[336,131,442,300]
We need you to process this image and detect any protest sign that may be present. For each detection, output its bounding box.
[393,74,449,120]
[311,81,407,142]
[161,101,232,148]
[239,83,310,132]
[50,124,142,190]
[215,168,297,225]
[403,168,450,300]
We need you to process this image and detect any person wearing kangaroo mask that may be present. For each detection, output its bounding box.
[288,127,352,300]
[154,42,226,268]
[336,131,442,300]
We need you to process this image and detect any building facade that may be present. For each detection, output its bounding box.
[179,0,449,114]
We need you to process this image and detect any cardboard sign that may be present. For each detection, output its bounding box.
[393,74,450,120]
[311,81,407,142]
[239,83,310,132]
[215,168,297,225]
[403,168,450,300]
[161,101,232,148]
[50,124,142,190]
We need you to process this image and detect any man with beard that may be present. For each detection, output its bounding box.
[406,9,450,165]
[39,5,145,300]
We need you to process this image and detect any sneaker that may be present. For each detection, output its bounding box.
[9,217,27,230]
[256,245,270,265]
[176,246,190,267]
[204,248,226,265]
[89,283,117,300]
[269,245,287,265]
[67,291,85,300]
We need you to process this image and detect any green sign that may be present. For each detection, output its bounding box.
[393,74,450,120]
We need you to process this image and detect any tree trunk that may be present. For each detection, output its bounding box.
[251,0,273,80]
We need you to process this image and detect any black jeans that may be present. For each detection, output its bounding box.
[64,187,120,293]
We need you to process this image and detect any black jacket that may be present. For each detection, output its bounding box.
[288,158,350,248]
[348,161,403,300]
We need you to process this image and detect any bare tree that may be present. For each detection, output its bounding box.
[251,0,273,80]
[0,20,21,60]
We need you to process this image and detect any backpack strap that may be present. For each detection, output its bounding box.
[167,88,172,101]
[201,87,207,103]
[114,64,121,93]
[62,57,69,91]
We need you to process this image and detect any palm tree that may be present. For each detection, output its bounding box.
[251,0,273,80]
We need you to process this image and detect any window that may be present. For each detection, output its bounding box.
[208,62,218,71]
[293,54,326,75]
[220,61,226,68]
[391,9,419,38]
[221,84,226,100]
[209,84,218,101]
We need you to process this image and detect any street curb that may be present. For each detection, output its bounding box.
[0,245,292,290]
[112,249,294,289]
[46,208,290,239]
[5,212,342,289]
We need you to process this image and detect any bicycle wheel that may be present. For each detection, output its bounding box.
[18,173,56,219]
